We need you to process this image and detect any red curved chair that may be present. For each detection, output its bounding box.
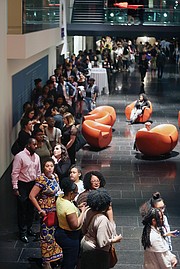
[83,110,112,126]
[135,124,178,156]
[82,120,112,148]
[90,106,116,126]
[125,101,152,123]
[178,111,180,128]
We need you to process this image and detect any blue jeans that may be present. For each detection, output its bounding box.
[84,97,92,112]
[55,227,81,269]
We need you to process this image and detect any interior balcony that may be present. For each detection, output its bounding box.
[67,1,180,38]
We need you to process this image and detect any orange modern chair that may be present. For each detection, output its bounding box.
[89,106,116,126]
[83,110,112,126]
[125,101,152,123]
[135,124,178,156]
[178,111,180,128]
[82,120,112,148]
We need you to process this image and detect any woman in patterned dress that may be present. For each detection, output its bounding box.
[29,157,63,269]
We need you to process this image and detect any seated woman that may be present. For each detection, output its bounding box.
[130,93,150,124]
[55,178,87,269]
[80,189,122,269]
[52,144,71,185]
[140,207,177,269]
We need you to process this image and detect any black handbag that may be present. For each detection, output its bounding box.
[75,132,87,152]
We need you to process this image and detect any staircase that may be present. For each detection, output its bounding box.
[71,0,105,24]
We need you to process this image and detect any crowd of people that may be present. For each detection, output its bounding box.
[11,139,123,269]
[10,37,179,269]
[96,36,178,81]
[11,137,179,269]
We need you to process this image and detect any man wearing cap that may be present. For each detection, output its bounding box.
[85,78,99,112]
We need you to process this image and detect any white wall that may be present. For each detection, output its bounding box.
[7,28,63,59]
[0,0,8,176]
[74,36,86,55]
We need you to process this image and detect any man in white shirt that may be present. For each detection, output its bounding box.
[115,43,124,71]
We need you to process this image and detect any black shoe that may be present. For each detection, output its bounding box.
[27,229,36,237]
[20,235,29,243]
[33,232,40,242]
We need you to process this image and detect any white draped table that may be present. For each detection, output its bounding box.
[90,68,109,95]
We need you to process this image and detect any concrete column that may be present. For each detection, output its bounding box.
[8,0,22,34]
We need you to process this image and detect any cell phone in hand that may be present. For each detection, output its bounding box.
[171,230,180,236]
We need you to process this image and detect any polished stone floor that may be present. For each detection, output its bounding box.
[0,63,180,269]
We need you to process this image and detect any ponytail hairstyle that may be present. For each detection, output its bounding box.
[150,192,164,207]
[141,207,163,250]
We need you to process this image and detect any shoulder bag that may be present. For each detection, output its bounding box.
[109,244,118,268]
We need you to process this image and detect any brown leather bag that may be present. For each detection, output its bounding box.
[109,244,118,268]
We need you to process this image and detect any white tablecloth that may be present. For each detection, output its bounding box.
[90,68,109,95]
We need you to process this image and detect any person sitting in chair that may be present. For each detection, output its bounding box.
[129,94,150,124]
[133,121,152,150]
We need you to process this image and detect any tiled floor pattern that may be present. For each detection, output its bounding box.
[0,64,180,268]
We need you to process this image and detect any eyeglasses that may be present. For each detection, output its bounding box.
[91,180,100,183]
[73,191,79,195]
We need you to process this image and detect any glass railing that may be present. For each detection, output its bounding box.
[23,6,60,34]
[21,5,180,34]
[69,6,180,26]
[104,7,180,25]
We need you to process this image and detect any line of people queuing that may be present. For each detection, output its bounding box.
[11,143,122,269]
[11,53,121,269]
[11,57,101,167]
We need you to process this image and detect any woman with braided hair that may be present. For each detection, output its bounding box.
[140,192,178,251]
[140,206,177,269]
[149,192,172,250]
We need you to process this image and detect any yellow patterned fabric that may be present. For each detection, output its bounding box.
[35,174,63,263]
